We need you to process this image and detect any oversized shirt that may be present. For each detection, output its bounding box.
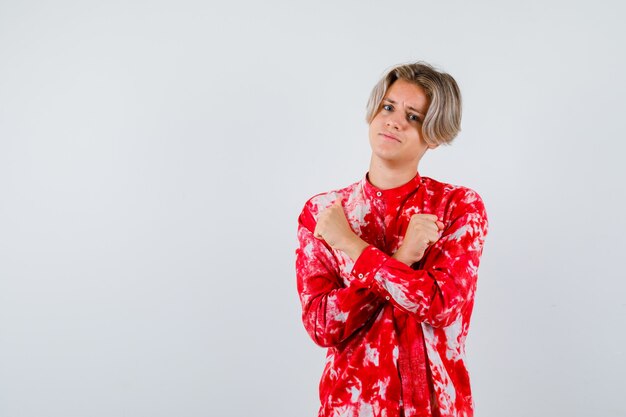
[295,171,489,417]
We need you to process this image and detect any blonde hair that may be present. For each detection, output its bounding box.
[365,61,462,146]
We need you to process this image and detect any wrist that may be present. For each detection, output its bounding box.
[392,248,412,266]
[340,234,369,261]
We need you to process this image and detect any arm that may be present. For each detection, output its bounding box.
[295,204,385,348]
[350,189,489,328]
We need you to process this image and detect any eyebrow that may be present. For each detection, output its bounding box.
[383,98,425,116]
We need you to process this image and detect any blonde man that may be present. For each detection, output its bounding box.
[295,61,489,417]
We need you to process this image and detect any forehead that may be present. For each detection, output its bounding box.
[385,79,429,112]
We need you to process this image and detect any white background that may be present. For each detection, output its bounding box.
[1,1,625,416]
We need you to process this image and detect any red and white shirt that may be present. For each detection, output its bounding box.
[295,171,489,417]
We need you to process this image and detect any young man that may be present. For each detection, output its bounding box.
[295,62,489,417]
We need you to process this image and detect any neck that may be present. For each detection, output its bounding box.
[368,156,419,190]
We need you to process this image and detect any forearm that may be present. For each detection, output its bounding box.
[297,218,384,347]
[350,193,488,327]
[351,245,478,328]
[301,284,384,347]
[334,234,370,262]
[391,248,414,266]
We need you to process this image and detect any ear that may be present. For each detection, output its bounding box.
[427,143,439,150]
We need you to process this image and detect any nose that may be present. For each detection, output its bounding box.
[385,114,403,130]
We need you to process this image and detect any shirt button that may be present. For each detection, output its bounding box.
[385,296,390,301]
[358,273,364,279]
[376,191,382,197]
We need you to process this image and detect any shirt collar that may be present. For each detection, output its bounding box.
[361,171,422,201]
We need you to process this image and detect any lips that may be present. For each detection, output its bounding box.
[380,132,400,142]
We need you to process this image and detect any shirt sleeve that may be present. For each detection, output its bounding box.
[350,189,489,328]
[295,202,385,348]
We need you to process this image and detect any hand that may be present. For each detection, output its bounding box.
[313,197,360,252]
[393,214,445,266]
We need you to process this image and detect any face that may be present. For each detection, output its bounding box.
[368,78,436,168]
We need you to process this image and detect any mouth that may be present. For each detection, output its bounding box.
[380,132,400,142]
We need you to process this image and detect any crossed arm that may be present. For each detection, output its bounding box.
[295,190,488,347]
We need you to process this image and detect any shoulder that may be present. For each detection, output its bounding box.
[420,175,487,218]
[302,179,361,214]
[297,179,361,232]
[419,176,489,245]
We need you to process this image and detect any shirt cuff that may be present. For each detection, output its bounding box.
[350,245,388,290]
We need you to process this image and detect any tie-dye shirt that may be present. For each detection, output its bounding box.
[295,171,489,417]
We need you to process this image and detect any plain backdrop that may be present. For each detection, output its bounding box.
[1,1,625,416]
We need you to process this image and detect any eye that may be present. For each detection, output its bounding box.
[382,104,393,111]
[408,113,422,123]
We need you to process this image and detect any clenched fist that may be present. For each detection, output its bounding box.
[393,214,445,266]
[313,197,356,250]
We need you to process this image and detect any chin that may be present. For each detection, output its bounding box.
[372,149,401,163]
